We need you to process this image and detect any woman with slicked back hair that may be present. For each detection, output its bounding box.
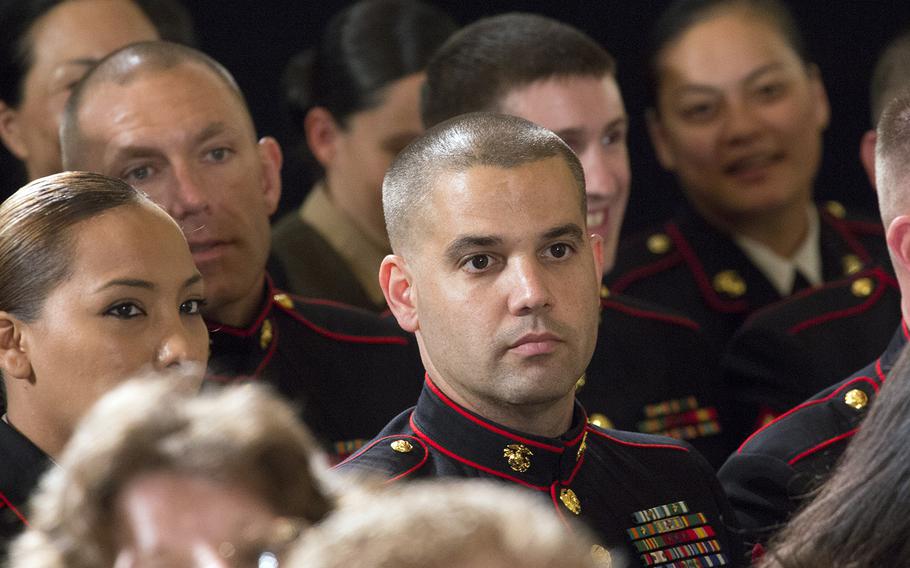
[271,0,456,312]
[0,171,209,550]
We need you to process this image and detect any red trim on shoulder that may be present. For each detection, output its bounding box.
[281,306,408,346]
[602,298,700,331]
[666,222,749,313]
[737,376,881,453]
[425,376,565,453]
[585,426,690,452]
[787,429,859,466]
[0,489,29,527]
[787,272,894,335]
[610,250,684,294]
[333,428,429,482]
[822,211,877,264]
[284,294,370,312]
[410,414,549,491]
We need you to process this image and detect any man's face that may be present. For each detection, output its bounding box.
[71,64,281,325]
[499,75,630,271]
[403,157,603,414]
[0,0,158,180]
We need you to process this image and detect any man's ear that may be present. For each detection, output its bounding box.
[646,108,676,171]
[257,136,283,216]
[304,107,341,169]
[590,233,605,280]
[860,129,877,191]
[887,215,910,275]
[0,313,32,381]
[379,254,418,332]
[0,101,28,161]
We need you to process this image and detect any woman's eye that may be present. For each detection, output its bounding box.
[106,303,144,319]
[180,299,207,315]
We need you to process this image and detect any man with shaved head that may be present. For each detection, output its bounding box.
[61,41,423,459]
[337,112,742,567]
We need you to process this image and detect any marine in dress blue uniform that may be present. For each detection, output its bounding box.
[607,202,888,349]
[586,288,729,467]
[717,322,908,549]
[205,276,424,460]
[721,266,900,442]
[337,376,744,567]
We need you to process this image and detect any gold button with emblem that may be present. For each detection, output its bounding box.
[844,388,869,410]
[273,293,295,309]
[842,254,863,276]
[851,277,874,298]
[576,431,588,462]
[503,444,533,473]
[647,233,671,255]
[560,488,581,515]
[591,545,612,568]
[259,319,273,350]
[713,270,747,298]
[575,374,587,391]
[825,200,847,219]
[588,413,613,429]
[390,440,413,453]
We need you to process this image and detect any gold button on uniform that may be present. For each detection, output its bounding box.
[842,254,863,276]
[713,270,747,298]
[844,389,869,410]
[575,374,587,391]
[600,285,610,299]
[560,488,581,515]
[576,432,588,462]
[647,233,671,255]
[825,200,847,219]
[591,545,612,567]
[851,277,874,298]
[273,293,295,309]
[259,319,273,350]
[588,413,613,429]
[503,444,533,473]
[390,440,413,453]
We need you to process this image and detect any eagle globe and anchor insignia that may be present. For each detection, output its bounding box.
[503,444,533,473]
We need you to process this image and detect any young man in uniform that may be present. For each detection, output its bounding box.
[420,12,729,464]
[337,113,743,567]
[60,42,424,459]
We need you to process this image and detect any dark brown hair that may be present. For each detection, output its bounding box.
[0,171,147,322]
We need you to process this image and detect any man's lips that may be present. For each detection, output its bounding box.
[508,332,562,356]
[188,240,229,263]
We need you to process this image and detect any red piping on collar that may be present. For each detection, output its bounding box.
[410,414,550,491]
[822,210,875,264]
[205,276,277,338]
[665,222,749,313]
[585,426,689,452]
[788,429,859,466]
[425,376,566,453]
[737,376,880,453]
[253,318,280,377]
[602,298,701,331]
[0,489,28,527]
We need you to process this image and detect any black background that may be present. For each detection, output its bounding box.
[5,1,910,235]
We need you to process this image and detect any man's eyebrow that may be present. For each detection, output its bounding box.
[543,223,584,242]
[444,235,503,262]
[194,122,229,146]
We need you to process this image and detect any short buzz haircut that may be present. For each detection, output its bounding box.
[383,112,586,254]
[421,13,615,128]
[60,40,250,169]
[876,90,910,227]
[870,27,910,128]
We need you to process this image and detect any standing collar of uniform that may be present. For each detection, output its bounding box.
[205,274,279,337]
[410,375,589,489]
